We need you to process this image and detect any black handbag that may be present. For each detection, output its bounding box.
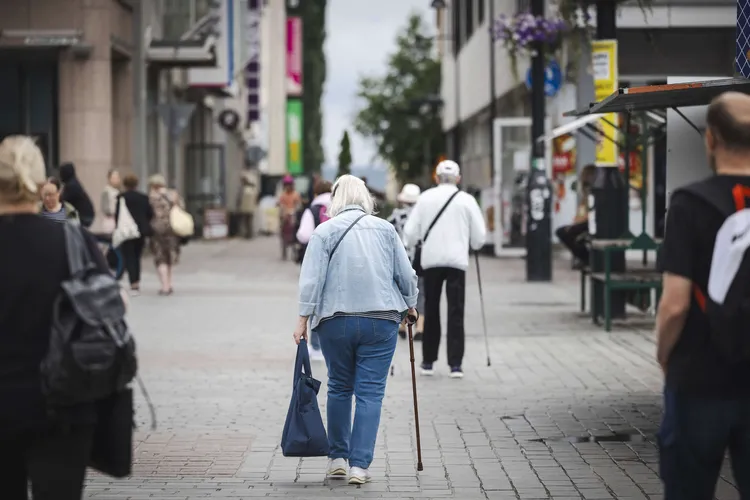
[413,191,460,276]
[89,388,134,478]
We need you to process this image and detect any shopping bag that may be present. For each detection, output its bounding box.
[112,198,140,248]
[89,387,134,478]
[280,339,330,457]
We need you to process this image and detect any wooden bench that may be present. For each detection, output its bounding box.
[587,234,663,332]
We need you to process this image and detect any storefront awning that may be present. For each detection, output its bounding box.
[147,34,217,67]
[565,77,750,117]
[539,110,666,143]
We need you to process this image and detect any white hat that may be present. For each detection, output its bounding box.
[435,159,460,177]
[397,183,421,204]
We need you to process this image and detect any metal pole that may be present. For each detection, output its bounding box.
[132,0,147,182]
[166,76,175,188]
[525,0,553,282]
[488,0,497,182]
[590,0,628,317]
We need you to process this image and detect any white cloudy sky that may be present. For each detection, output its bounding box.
[322,0,436,168]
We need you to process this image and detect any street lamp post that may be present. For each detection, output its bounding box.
[526,0,553,282]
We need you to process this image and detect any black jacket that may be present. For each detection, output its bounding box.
[115,190,154,237]
[59,163,95,227]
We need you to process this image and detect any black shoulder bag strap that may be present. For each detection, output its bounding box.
[329,213,367,261]
[422,190,460,244]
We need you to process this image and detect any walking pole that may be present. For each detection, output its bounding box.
[406,313,424,472]
[474,252,491,367]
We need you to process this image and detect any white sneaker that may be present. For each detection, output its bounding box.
[326,458,348,478]
[348,466,371,484]
[309,346,324,361]
[420,363,434,376]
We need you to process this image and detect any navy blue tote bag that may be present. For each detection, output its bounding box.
[281,339,330,457]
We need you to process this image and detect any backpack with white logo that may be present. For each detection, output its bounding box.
[679,180,750,363]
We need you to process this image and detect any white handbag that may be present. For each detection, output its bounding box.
[169,204,194,237]
[112,198,141,248]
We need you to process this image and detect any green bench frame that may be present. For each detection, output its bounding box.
[583,233,663,332]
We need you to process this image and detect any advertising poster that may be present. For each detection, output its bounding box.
[591,40,618,166]
[286,17,303,96]
[286,100,303,174]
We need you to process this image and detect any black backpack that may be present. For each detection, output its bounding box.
[678,179,750,364]
[40,223,138,407]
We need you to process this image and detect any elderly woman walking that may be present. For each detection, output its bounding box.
[294,175,418,485]
[148,174,181,295]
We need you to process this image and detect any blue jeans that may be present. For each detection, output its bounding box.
[660,388,750,499]
[309,330,321,350]
[317,316,398,469]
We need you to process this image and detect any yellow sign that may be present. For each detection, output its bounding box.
[591,40,618,166]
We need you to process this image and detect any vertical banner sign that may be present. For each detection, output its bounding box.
[737,0,750,77]
[245,0,262,128]
[286,17,303,96]
[286,100,303,174]
[591,40,618,166]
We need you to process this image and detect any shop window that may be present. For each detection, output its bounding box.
[0,64,21,134]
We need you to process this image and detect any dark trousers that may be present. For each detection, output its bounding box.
[239,213,254,239]
[660,388,750,499]
[120,237,144,286]
[422,267,466,367]
[0,425,94,500]
[555,221,589,264]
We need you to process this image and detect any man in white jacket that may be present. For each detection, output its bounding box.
[403,160,486,378]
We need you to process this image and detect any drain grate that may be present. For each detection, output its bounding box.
[508,301,571,307]
[528,432,647,444]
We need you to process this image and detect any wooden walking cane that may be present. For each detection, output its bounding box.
[406,313,424,472]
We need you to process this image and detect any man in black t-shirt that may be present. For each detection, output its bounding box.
[657,92,750,499]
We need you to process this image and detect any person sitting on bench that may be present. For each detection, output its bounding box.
[556,164,596,267]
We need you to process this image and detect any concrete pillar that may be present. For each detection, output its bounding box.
[58,1,113,215]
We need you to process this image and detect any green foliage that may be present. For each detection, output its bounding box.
[337,130,352,176]
[300,0,326,173]
[354,13,444,184]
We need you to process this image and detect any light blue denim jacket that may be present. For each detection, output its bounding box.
[299,205,419,330]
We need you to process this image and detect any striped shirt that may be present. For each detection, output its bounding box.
[40,205,68,223]
[319,310,403,326]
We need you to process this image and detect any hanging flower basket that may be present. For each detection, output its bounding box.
[492,13,568,80]
[493,0,654,82]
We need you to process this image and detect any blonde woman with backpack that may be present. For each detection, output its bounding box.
[0,135,111,499]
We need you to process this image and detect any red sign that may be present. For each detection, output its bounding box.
[286,17,302,96]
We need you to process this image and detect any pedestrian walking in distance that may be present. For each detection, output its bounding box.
[388,183,426,340]
[58,161,95,228]
[296,179,333,361]
[657,92,750,499]
[403,160,486,379]
[0,135,111,499]
[116,173,154,296]
[148,174,182,295]
[294,174,418,485]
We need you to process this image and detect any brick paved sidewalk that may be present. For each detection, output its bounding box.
[84,238,740,500]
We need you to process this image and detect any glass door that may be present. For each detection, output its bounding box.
[492,117,551,257]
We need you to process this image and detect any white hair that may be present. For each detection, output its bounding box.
[328,174,375,217]
[437,173,459,185]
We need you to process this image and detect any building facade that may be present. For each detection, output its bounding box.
[437,0,735,251]
[0,0,136,219]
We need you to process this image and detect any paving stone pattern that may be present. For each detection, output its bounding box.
[84,239,740,499]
